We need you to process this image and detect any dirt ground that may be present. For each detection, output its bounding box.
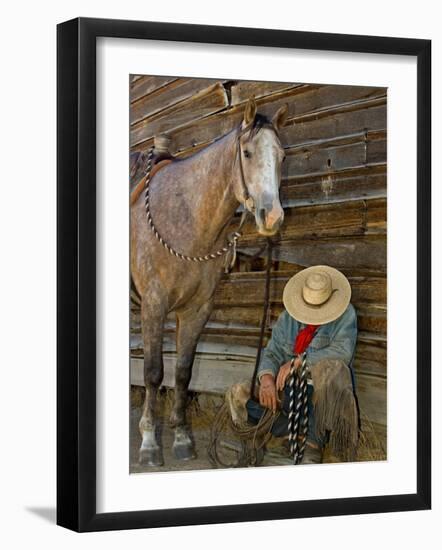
[130,387,386,474]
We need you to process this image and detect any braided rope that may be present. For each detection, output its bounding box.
[143,147,243,263]
[287,352,309,464]
[207,403,279,468]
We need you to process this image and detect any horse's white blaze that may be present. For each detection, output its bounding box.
[245,129,284,235]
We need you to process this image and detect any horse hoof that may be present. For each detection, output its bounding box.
[173,442,196,461]
[139,446,164,466]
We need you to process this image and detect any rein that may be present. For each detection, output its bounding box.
[250,239,272,399]
[208,239,276,468]
[142,123,261,269]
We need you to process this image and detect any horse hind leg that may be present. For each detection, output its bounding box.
[139,297,166,466]
[171,301,214,461]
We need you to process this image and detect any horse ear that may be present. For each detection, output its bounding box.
[272,103,289,130]
[243,97,257,126]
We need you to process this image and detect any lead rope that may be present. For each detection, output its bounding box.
[287,352,309,464]
[250,238,272,399]
[208,238,277,468]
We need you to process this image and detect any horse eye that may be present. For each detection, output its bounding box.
[243,149,251,159]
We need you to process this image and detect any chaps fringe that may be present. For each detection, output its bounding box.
[310,359,359,462]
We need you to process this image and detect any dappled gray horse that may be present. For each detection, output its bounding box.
[131,98,288,465]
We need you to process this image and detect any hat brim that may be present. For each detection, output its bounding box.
[282,265,351,325]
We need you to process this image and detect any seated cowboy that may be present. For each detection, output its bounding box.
[227,265,359,465]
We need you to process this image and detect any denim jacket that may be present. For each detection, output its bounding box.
[257,303,358,381]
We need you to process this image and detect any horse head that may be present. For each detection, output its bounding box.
[233,97,288,237]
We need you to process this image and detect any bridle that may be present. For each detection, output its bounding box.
[143,122,278,268]
[234,122,257,216]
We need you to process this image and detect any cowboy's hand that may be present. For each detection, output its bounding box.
[276,358,302,391]
[259,374,279,412]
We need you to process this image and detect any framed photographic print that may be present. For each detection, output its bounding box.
[57,17,431,531]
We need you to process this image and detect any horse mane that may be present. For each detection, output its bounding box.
[251,113,272,130]
[247,112,279,140]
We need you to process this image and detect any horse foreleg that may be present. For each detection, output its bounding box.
[139,296,166,466]
[171,300,214,460]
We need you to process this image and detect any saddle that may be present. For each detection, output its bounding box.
[130,136,176,206]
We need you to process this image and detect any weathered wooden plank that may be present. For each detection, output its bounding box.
[132,302,382,338]
[130,334,258,360]
[284,141,367,176]
[235,199,386,246]
[282,130,386,178]
[281,165,386,207]
[205,306,280,331]
[285,129,385,154]
[232,84,386,127]
[130,83,229,147]
[130,75,178,103]
[355,373,387,426]
[353,356,386,379]
[131,309,387,345]
[289,95,386,125]
[238,234,386,273]
[195,331,264,349]
[282,102,386,147]
[214,271,386,307]
[206,304,386,335]
[130,355,255,394]
[130,78,220,125]
[230,81,303,105]
[356,305,387,334]
[365,199,387,234]
[366,138,387,164]
[166,108,242,153]
[131,305,386,342]
[286,85,386,119]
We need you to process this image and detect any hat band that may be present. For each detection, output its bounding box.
[301,288,338,308]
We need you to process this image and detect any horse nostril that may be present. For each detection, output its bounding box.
[259,208,266,224]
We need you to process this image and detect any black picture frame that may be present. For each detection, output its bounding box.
[57,17,431,532]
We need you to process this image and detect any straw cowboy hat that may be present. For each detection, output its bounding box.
[283,265,351,325]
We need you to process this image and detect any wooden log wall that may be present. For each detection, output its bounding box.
[130,75,387,432]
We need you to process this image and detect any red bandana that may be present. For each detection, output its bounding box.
[293,325,318,355]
